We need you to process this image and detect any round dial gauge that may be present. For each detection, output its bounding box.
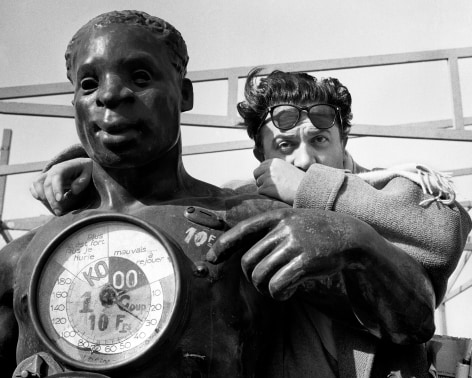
[29,214,186,372]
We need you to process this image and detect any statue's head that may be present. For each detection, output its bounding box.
[65,10,189,83]
[66,10,193,169]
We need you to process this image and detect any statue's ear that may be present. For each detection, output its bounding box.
[181,78,194,112]
[253,147,265,162]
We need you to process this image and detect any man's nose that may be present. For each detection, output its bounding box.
[96,75,134,108]
[292,145,317,171]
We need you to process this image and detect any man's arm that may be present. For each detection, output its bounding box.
[29,143,92,216]
[293,163,471,304]
[30,158,92,215]
[254,159,471,303]
[206,208,436,345]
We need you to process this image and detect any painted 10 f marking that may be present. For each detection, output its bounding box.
[87,313,131,333]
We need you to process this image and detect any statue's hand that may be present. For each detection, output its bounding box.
[206,208,362,301]
[30,158,93,215]
[207,208,436,343]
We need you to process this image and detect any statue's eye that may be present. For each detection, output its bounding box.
[132,70,152,87]
[80,78,98,91]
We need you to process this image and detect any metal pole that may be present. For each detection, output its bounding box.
[0,129,13,243]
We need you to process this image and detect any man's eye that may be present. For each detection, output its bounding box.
[80,78,98,91]
[312,136,328,144]
[132,70,152,87]
[277,141,294,151]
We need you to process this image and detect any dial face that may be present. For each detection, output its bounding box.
[31,216,181,371]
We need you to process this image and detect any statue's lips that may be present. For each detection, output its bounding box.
[96,124,140,148]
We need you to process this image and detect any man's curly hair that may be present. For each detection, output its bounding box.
[237,68,353,147]
[65,10,189,82]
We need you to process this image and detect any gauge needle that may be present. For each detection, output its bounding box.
[99,283,143,322]
[116,299,143,322]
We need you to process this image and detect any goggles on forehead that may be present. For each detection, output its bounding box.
[258,103,341,133]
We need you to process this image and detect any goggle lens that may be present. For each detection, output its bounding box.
[270,104,337,130]
[307,105,337,129]
[272,106,300,130]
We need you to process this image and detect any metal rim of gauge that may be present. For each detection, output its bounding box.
[28,213,188,373]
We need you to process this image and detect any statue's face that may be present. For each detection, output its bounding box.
[71,25,187,168]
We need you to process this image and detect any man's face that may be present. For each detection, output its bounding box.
[258,104,345,170]
[71,24,191,168]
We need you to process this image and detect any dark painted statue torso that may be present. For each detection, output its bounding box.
[11,194,287,378]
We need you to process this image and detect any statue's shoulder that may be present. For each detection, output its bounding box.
[0,230,37,261]
[0,230,38,289]
[152,182,289,229]
[221,178,257,195]
[218,192,290,228]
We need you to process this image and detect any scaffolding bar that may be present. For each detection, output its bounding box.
[0,82,73,100]
[447,57,465,130]
[0,130,12,243]
[444,278,472,303]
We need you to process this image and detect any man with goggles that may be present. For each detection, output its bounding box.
[231,68,471,377]
[30,69,471,377]
[236,69,362,205]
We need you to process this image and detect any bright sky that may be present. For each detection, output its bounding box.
[1,0,472,337]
